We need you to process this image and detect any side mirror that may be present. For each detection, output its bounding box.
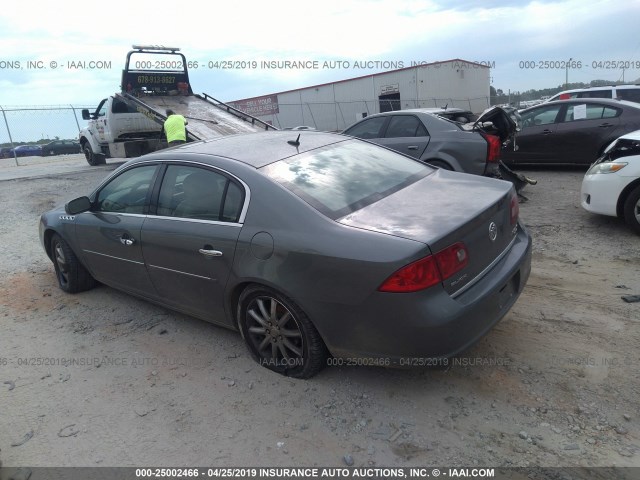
[65,196,92,215]
[81,109,91,120]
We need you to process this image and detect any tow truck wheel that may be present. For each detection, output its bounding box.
[83,144,105,166]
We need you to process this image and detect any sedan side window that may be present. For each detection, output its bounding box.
[343,117,387,139]
[520,106,561,128]
[563,104,621,122]
[618,89,640,102]
[95,165,157,214]
[602,107,620,118]
[157,165,244,222]
[385,116,428,138]
[580,90,612,99]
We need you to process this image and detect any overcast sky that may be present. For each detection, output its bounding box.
[0,0,639,107]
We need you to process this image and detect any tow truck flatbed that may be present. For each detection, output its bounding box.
[119,92,274,141]
[79,46,277,165]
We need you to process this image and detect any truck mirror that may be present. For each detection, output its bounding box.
[82,109,91,120]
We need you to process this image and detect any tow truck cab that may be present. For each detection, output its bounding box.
[78,45,190,166]
[79,96,162,165]
[79,45,275,166]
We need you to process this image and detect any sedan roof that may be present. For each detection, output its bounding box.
[402,107,471,114]
[167,131,349,168]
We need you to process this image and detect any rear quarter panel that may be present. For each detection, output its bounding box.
[421,129,487,174]
[229,169,429,307]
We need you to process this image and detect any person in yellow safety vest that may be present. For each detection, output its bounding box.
[163,109,188,147]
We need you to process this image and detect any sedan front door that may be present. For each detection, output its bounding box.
[74,164,159,297]
[503,104,563,164]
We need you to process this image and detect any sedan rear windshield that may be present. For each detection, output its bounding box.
[262,140,432,219]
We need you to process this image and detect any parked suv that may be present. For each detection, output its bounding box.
[546,85,640,103]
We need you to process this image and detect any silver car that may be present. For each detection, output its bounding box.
[342,107,518,176]
[40,131,531,378]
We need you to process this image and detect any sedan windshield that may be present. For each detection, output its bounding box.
[262,140,431,219]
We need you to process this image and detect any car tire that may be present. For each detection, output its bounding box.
[427,160,454,170]
[237,285,328,379]
[51,233,96,293]
[83,143,105,166]
[623,185,640,234]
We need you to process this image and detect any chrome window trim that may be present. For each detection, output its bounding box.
[451,233,518,299]
[91,162,160,209]
[87,212,148,218]
[86,211,242,228]
[157,161,250,223]
[92,159,251,224]
[147,215,242,228]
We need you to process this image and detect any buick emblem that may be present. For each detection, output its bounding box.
[488,222,498,242]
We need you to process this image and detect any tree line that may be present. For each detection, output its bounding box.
[490,78,640,105]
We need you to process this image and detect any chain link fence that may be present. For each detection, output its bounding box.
[0,105,93,166]
[1,96,524,165]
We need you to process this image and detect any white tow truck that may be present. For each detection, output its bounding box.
[79,45,276,166]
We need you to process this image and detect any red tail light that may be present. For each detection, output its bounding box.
[482,133,502,163]
[510,193,519,225]
[378,256,441,292]
[378,242,469,293]
[434,242,469,279]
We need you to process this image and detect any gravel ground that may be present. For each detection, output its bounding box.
[0,161,638,469]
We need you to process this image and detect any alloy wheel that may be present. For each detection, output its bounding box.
[245,295,304,364]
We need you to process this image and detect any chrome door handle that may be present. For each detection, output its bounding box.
[199,249,223,257]
[119,237,135,246]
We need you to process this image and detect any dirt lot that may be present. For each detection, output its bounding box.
[0,162,638,469]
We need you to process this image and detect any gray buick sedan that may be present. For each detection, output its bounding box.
[39,131,532,378]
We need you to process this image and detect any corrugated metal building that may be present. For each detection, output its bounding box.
[230,59,490,131]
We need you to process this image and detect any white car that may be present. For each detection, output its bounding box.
[547,84,640,103]
[581,129,640,233]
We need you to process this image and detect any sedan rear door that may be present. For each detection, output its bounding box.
[376,114,431,159]
[552,102,621,164]
[140,164,244,325]
[343,114,432,159]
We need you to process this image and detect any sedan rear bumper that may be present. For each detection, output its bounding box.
[319,224,532,364]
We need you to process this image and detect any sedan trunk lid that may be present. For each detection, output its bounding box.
[338,169,518,295]
[469,105,521,144]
